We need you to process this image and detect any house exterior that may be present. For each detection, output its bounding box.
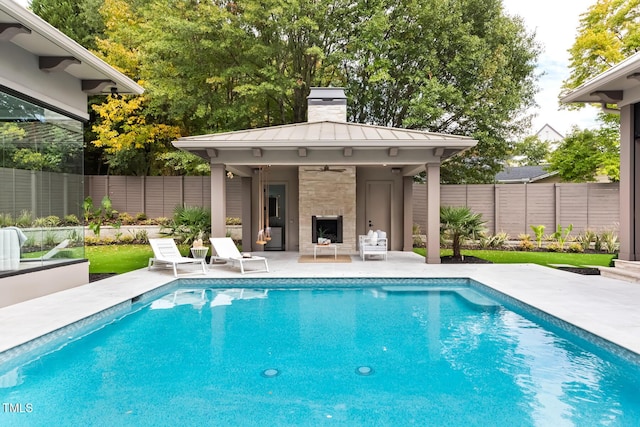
[174,88,477,264]
[0,0,143,306]
[536,124,564,150]
[561,51,640,262]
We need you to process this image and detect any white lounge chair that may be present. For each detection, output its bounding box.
[148,238,207,277]
[22,239,71,262]
[209,237,269,274]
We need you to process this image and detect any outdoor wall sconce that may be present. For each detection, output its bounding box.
[110,87,122,99]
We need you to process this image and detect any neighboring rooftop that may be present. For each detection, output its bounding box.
[495,165,558,183]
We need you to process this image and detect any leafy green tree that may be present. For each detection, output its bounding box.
[440,205,486,259]
[510,135,551,166]
[345,0,539,183]
[564,0,640,92]
[547,121,620,182]
[157,151,210,176]
[32,0,539,181]
[30,0,105,50]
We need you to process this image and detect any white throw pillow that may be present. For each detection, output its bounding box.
[370,231,378,246]
[377,231,387,245]
[367,229,374,237]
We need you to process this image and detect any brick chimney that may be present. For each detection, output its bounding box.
[307,87,347,122]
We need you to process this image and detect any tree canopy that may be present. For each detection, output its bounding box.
[563,0,640,92]
[547,119,620,182]
[31,0,539,181]
[509,135,551,166]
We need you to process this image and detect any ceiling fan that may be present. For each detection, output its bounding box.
[304,165,346,173]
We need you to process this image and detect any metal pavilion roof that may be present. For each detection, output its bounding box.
[174,120,478,177]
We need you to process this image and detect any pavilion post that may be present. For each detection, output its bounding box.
[426,162,441,264]
[210,164,226,237]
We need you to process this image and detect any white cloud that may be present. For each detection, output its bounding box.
[503,0,601,137]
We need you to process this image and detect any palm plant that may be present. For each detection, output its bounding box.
[163,205,211,245]
[440,206,486,259]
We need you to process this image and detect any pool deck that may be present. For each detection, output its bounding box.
[1,251,640,357]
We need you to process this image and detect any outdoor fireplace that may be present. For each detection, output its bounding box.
[312,215,343,243]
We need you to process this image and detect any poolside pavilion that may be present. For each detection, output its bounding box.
[562,51,640,264]
[174,88,477,263]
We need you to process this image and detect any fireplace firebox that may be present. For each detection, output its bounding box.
[312,215,343,243]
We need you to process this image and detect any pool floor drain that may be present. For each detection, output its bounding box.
[356,366,374,376]
[261,368,280,378]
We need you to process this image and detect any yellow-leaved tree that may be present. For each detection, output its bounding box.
[563,0,640,91]
[90,0,201,176]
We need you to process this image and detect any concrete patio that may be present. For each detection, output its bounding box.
[1,251,640,360]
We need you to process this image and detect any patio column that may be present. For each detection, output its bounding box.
[210,163,226,237]
[425,162,441,264]
[241,177,253,251]
[403,176,414,251]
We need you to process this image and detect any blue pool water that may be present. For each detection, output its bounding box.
[1,279,640,426]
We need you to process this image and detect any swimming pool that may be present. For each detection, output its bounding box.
[1,278,639,426]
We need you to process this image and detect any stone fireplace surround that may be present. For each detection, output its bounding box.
[298,166,356,254]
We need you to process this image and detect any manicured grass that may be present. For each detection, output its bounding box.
[87,244,154,273]
[86,244,617,274]
[413,248,617,267]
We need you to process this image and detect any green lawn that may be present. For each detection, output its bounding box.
[86,244,617,274]
[87,244,154,273]
[414,248,617,267]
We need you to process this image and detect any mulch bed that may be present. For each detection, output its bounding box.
[441,254,601,275]
[89,273,118,282]
[555,266,601,275]
[441,255,492,264]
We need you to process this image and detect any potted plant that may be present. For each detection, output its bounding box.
[317,227,330,245]
[191,231,208,259]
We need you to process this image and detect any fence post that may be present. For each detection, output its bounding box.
[494,185,499,236]
[554,184,561,232]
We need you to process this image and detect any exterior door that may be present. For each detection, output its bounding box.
[365,181,392,244]
[265,184,285,250]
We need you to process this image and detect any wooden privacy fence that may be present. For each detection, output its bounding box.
[83,176,620,237]
[0,168,83,218]
[85,175,243,219]
[412,182,620,237]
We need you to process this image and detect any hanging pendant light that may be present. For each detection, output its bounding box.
[256,166,267,245]
[264,166,271,241]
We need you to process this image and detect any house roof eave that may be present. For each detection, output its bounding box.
[561,51,640,106]
[1,1,143,95]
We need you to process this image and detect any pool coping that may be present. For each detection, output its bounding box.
[1,251,639,361]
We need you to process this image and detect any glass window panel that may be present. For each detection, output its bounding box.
[0,90,84,272]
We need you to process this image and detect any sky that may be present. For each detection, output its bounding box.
[13,0,601,137]
[502,0,601,137]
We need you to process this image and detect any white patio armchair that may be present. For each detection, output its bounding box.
[359,231,388,261]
